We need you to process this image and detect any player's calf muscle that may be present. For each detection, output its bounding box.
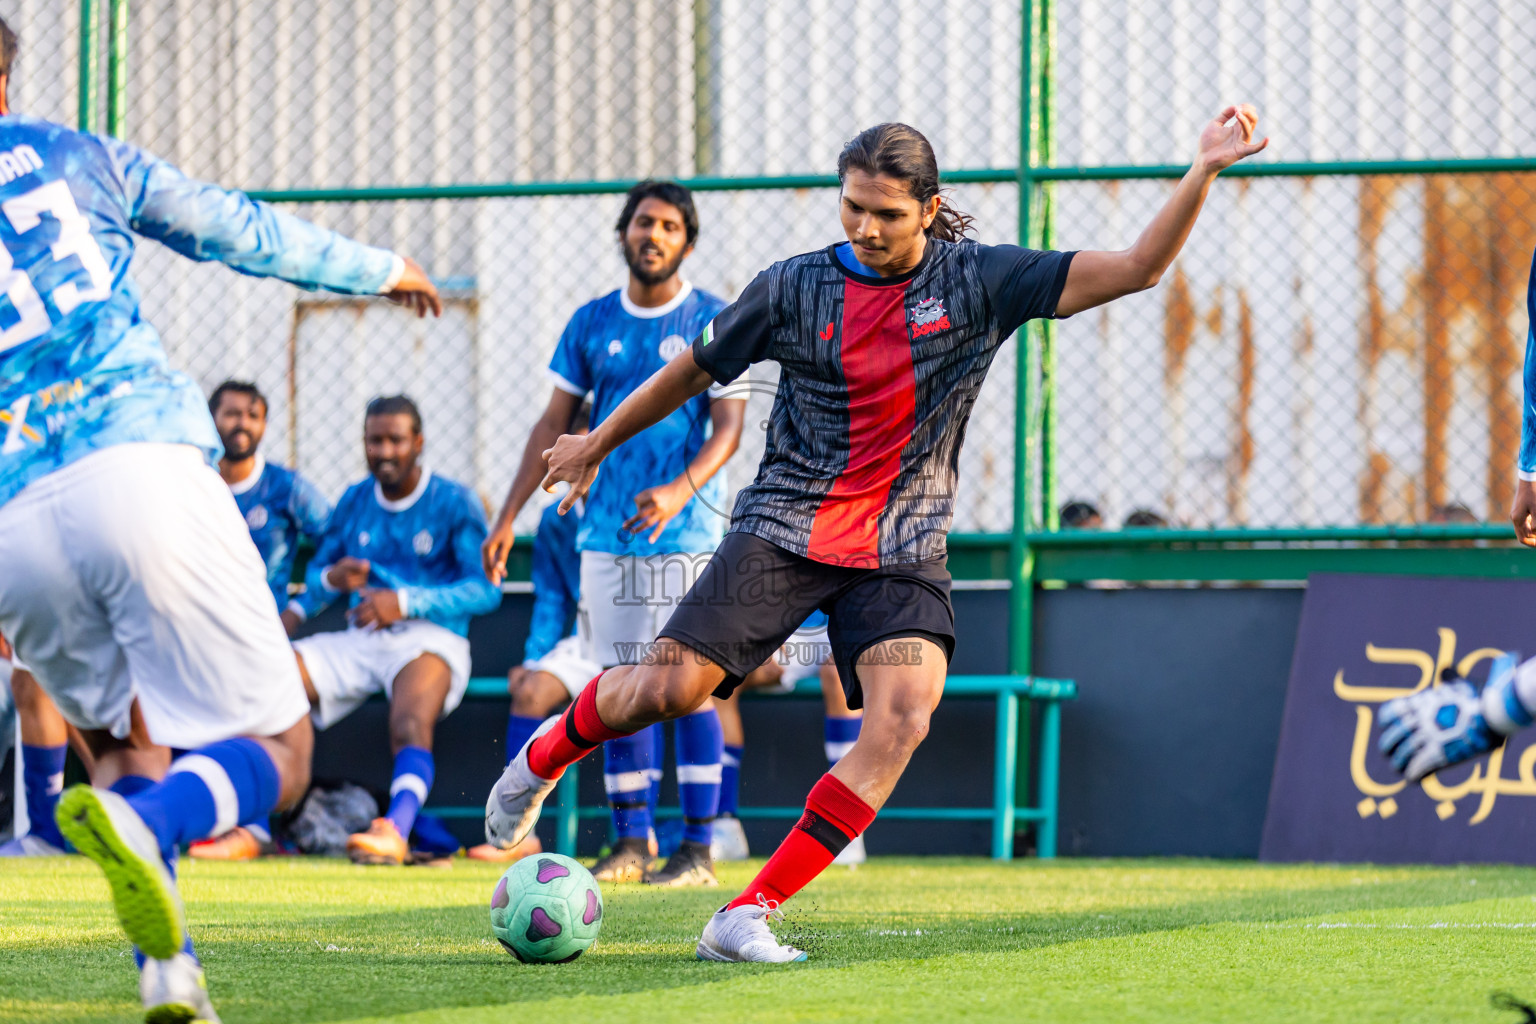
[598,659,720,729]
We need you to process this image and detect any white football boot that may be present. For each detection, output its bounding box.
[710,816,750,862]
[484,715,562,850]
[832,833,866,866]
[141,952,221,1024]
[55,786,186,960]
[696,896,808,963]
[0,833,67,856]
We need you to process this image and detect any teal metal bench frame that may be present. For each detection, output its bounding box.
[443,673,1074,861]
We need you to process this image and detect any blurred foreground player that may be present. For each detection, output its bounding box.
[489,110,1268,961]
[483,181,745,886]
[293,396,500,865]
[1381,245,1536,779]
[0,17,441,1019]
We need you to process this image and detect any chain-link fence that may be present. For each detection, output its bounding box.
[11,0,1536,537]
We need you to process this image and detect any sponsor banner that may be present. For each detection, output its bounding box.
[1261,573,1536,865]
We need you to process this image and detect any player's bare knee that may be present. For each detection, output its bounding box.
[510,671,567,717]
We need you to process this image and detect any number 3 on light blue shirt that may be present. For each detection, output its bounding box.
[0,180,112,354]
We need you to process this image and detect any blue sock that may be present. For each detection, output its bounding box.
[409,811,460,856]
[127,739,280,861]
[649,724,665,812]
[21,744,66,846]
[719,743,743,817]
[677,707,723,846]
[113,776,195,969]
[605,726,655,841]
[386,746,434,838]
[825,715,862,767]
[505,713,544,765]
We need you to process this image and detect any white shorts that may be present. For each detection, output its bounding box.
[526,634,601,701]
[765,623,834,693]
[294,619,472,730]
[578,550,710,667]
[0,443,310,749]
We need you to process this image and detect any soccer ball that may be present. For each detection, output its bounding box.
[490,853,603,963]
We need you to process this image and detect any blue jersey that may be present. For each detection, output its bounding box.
[230,455,332,608]
[548,283,731,556]
[0,115,400,508]
[301,469,501,636]
[525,500,582,665]
[1522,247,1536,479]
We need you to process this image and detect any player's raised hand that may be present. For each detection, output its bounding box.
[483,518,516,585]
[385,257,443,319]
[541,433,601,515]
[325,556,372,592]
[624,480,691,543]
[1196,104,1268,173]
[350,587,403,630]
[1512,478,1536,547]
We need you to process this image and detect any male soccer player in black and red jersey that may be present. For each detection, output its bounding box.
[485,106,1268,962]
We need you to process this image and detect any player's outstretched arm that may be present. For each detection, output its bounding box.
[102,136,441,317]
[1055,104,1268,318]
[542,349,714,514]
[483,388,584,584]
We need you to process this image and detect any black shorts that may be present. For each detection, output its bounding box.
[658,531,955,710]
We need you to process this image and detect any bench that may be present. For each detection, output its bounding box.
[443,673,1075,861]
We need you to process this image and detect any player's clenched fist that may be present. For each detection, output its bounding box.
[541,433,602,515]
[325,556,372,592]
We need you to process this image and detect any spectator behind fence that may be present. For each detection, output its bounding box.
[1060,500,1102,529]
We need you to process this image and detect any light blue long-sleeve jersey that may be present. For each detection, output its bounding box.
[300,468,501,636]
[0,114,399,507]
[1523,247,1536,479]
[230,455,333,608]
[525,499,581,665]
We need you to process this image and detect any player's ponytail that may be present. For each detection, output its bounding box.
[837,123,976,243]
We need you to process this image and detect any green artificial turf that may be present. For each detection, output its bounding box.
[4,856,1536,1023]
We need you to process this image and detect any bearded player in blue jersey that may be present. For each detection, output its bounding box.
[1380,245,1536,780]
[484,181,746,887]
[292,395,501,866]
[0,19,441,1021]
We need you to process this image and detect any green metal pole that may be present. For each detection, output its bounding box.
[105,0,127,137]
[556,763,579,857]
[77,0,98,133]
[1009,0,1036,680]
[1038,0,1058,530]
[1037,700,1062,858]
[992,690,1019,861]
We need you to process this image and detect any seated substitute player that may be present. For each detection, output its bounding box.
[483,180,746,887]
[189,379,333,862]
[292,395,501,866]
[487,110,1269,961]
[466,408,594,863]
[713,611,866,865]
[1380,243,1536,780]
[0,630,97,856]
[0,15,443,1018]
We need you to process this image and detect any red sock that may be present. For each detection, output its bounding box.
[726,773,876,910]
[526,674,631,779]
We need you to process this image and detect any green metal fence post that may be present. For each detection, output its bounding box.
[1037,697,1062,858]
[556,762,579,857]
[992,688,1020,860]
[105,0,127,137]
[77,0,98,133]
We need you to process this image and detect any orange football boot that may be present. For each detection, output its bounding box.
[465,835,543,863]
[188,826,263,862]
[346,818,409,865]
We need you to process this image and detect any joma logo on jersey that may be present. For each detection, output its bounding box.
[908,297,951,338]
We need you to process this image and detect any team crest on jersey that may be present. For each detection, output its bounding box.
[245,505,269,530]
[607,339,624,355]
[909,297,952,338]
[413,529,434,555]
[358,531,371,547]
[658,334,688,360]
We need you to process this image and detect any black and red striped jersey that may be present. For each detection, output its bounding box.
[692,237,1074,568]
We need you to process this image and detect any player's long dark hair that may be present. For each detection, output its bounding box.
[837,123,975,242]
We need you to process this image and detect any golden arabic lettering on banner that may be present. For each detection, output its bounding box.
[1334,628,1536,825]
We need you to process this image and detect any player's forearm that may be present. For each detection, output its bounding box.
[589,352,714,460]
[1122,158,1219,288]
[400,575,502,621]
[497,418,567,528]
